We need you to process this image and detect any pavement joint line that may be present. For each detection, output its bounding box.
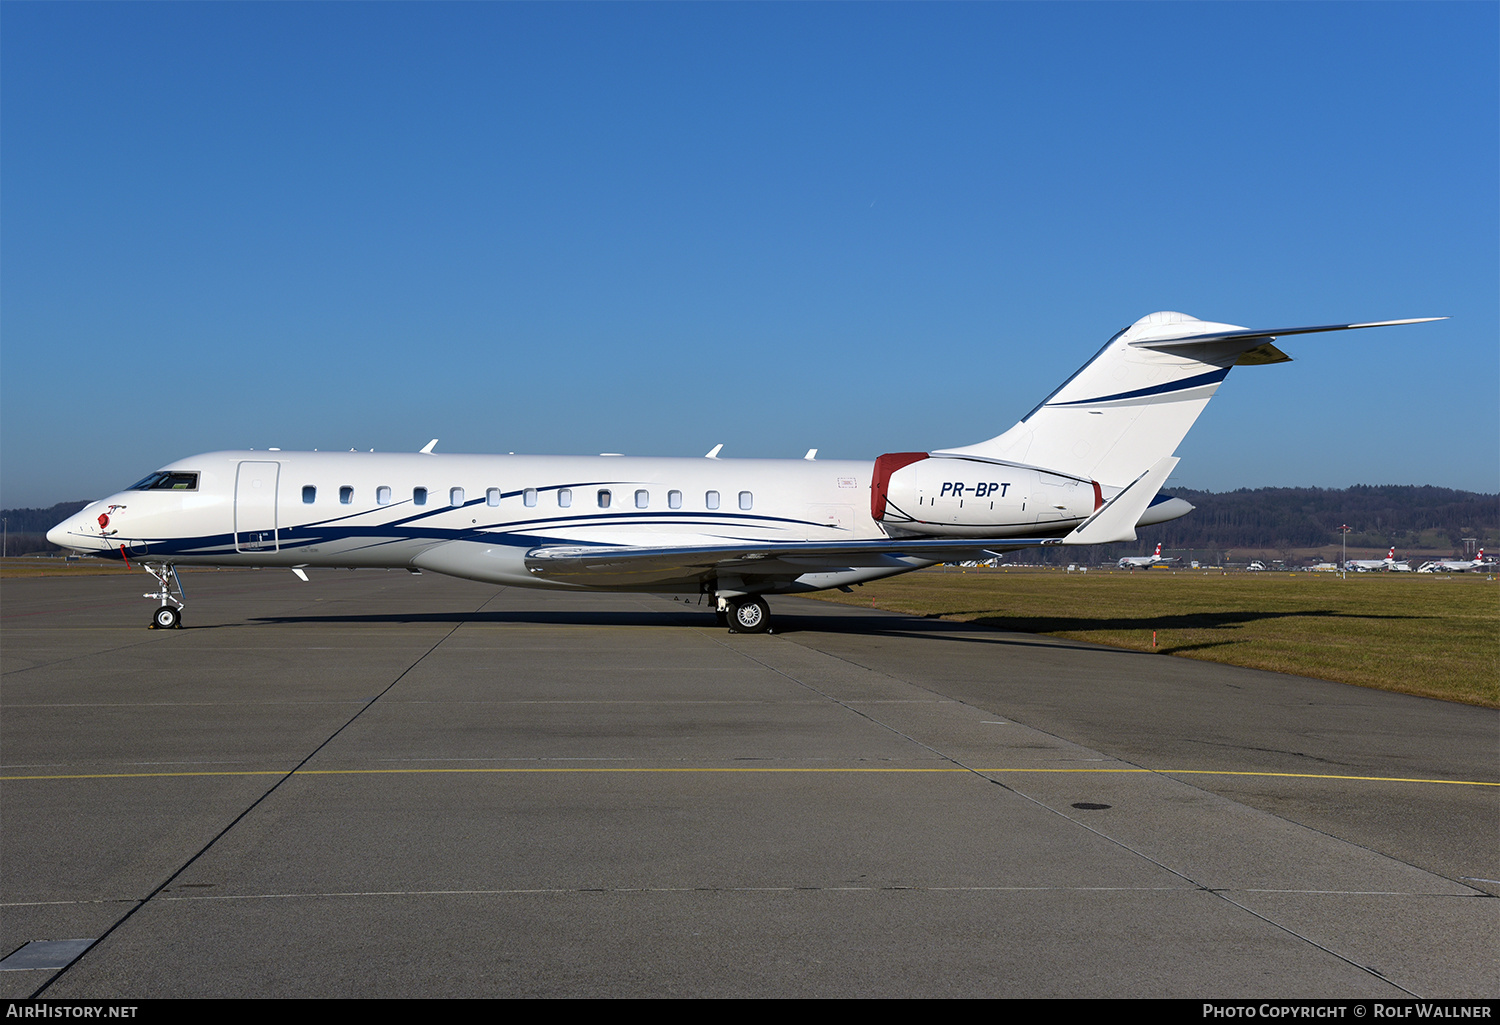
[1210,889,1423,997]
[7,584,1491,996]
[0,631,175,679]
[3,698,807,708]
[156,883,1202,899]
[24,585,507,999]
[10,885,1482,909]
[978,764,1432,998]
[727,632,1437,997]
[4,767,1496,785]
[714,632,1042,787]
[1239,889,1497,896]
[784,627,1497,969]
[3,885,1203,906]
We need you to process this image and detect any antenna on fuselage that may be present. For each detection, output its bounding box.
[705,444,723,459]
[420,439,439,454]
[804,449,817,460]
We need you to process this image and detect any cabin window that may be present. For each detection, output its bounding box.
[450,487,465,506]
[558,488,572,508]
[339,486,354,505]
[705,490,720,510]
[486,488,501,507]
[413,487,428,506]
[739,491,753,511]
[377,486,392,506]
[668,490,682,509]
[524,488,537,507]
[127,471,199,492]
[302,485,316,504]
[598,489,612,509]
[635,489,649,509]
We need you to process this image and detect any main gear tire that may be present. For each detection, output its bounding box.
[730,597,770,633]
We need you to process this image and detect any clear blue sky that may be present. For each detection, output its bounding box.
[3,2,1495,508]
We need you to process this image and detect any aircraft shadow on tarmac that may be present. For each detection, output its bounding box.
[234,608,1139,656]
[249,605,1410,626]
[948,607,1432,656]
[243,607,1024,636]
[237,604,1428,660]
[234,600,1440,666]
[246,605,1427,633]
[958,607,1426,632]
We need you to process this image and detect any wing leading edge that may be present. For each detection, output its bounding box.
[522,535,1056,584]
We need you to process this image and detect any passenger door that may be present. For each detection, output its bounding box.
[235,460,280,552]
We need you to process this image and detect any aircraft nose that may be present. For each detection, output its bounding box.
[46,520,71,548]
[48,511,94,552]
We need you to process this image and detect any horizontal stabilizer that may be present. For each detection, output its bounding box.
[1128,317,1445,349]
[1128,318,1446,366]
[1061,456,1178,546]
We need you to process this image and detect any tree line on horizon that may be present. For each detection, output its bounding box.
[1144,484,1498,552]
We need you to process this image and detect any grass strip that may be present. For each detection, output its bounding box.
[802,567,1498,707]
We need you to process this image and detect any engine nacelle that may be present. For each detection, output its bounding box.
[871,452,1101,537]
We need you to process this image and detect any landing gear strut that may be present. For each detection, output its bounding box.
[143,563,185,629]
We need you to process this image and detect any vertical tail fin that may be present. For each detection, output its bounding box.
[935,313,1445,487]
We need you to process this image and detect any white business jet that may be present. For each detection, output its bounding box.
[48,312,1443,632]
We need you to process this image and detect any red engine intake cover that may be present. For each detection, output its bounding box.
[870,452,928,521]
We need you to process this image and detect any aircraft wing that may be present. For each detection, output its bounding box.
[522,535,1059,585]
[524,456,1182,584]
[522,455,1180,584]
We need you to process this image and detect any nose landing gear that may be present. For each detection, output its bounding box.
[143,563,185,629]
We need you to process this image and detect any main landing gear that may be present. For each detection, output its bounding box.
[143,562,185,629]
[719,595,772,634]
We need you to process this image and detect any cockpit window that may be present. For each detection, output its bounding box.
[127,471,199,491]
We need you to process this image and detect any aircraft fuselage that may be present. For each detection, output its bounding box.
[50,449,1114,595]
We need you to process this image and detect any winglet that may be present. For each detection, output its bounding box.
[420,439,439,454]
[705,444,723,459]
[1061,456,1178,546]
